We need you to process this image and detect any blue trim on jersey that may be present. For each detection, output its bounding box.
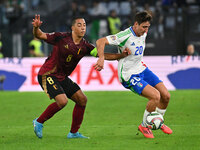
[129,27,136,36]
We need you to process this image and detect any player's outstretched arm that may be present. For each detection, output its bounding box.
[104,48,131,60]
[32,14,47,40]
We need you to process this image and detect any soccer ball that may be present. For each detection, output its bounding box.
[146,112,164,130]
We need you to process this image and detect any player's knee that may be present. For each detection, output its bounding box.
[57,99,68,108]
[78,95,88,106]
[153,91,160,104]
[161,92,170,104]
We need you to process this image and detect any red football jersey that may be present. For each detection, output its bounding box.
[38,32,95,81]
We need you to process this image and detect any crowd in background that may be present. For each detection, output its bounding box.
[0,0,200,57]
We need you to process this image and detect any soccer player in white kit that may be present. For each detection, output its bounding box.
[94,11,172,138]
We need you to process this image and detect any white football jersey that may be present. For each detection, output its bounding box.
[106,27,147,82]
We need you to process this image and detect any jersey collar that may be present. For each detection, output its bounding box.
[129,27,137,36]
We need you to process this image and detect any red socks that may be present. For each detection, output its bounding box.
[36,102,85,133]
[70,104,86,133]
[37,102,62,123]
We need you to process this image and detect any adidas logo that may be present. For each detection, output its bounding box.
[131,42,135,46]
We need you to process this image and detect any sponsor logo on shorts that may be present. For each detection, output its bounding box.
[137,82,143,87]
[53,84,58,90]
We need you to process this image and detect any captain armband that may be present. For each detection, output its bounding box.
[90,47,98,57]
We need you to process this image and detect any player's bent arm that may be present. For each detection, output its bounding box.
[104,47,131,60]
[104,53,126,60]
[32,15,47,40]
[94,37,109,71]
[96,37,109,59]
[90,48,131,60]
[33,27,47,40]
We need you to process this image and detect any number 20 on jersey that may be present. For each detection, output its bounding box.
[135,46,143,55]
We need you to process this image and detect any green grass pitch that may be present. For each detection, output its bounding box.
[0,90,200,150]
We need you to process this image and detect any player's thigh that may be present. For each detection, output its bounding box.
[143,68,162,87]
[154,82,170,101]
[54,94,68,108]
[38,75,67,100]
[141,84,160,101]
[122,74,148,95]
[122,73,160,101]
[60,76,81,99]
[60,77,86,106]
[70,89,87,106]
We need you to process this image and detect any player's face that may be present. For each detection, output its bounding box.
[134,21,150,36]
[72,19,86,37]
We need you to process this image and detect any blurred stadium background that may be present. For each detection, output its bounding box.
[0,0,200,57]
[0,0,200,91]
[0,1,200,150]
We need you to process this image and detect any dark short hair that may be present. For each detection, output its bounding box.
[135,11,152,25]
[71,16,84,26]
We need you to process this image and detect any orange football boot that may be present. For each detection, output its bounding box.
[160,124,173,134]
[138,124,154,138]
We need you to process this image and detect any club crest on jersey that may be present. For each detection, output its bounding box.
[64,44,69,49]
[111,35,116,41]
[131,42,135,46]
[137,82,143,87]
[77,48,81,54]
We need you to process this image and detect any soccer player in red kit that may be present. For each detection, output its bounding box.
[32,14,131,139]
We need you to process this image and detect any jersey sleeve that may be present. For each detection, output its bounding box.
[106,30,130,46]
[45,32,66,45]
[106,34,120,46]
[85,41,95,55]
